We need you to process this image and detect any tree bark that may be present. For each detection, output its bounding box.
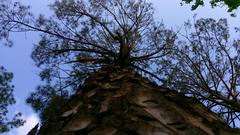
[30,66,240,135]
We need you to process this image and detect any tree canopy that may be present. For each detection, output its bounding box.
[0,0,175,121]
[0,0,240,129]
[164,18,240,127]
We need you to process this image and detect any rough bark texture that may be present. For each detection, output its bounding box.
[28,66,240,135]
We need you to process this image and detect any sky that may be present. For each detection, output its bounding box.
[0,0,239,135]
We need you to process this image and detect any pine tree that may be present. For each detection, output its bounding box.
[0,0,240,134]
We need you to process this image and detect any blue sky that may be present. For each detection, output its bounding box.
[0,0,239,134]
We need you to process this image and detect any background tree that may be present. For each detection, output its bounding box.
[181,0,240,16]
[164,18,240,127]
[0,2,25,131]
[0,66,24,133]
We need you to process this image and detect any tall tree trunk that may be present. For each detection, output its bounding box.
[118,43,130,67]
[117,31,131,67]
[29,66,240,135]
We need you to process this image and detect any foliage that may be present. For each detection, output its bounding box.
[164,18,240,127]
[181,0,240,16]
[0,66,25,133]
[0,1,26,130]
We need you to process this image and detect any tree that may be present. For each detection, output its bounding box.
[0,66,24,133]
[181,0,240,15]
[0,0,240,131]
[164,18,240,127]
[0,0,175,121]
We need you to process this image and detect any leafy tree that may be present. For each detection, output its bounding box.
[181,0,240,15]
[164,18,240,127]
[0,66,24,133]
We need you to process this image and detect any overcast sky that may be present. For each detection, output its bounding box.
[0,0,239,134]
